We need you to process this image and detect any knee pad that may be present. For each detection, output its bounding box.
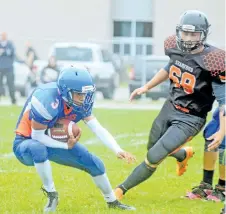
[219,149,226,165]
[147,149,162,166]
[87,155,105,177]
[28,141,48,163]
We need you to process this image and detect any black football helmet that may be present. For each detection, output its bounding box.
[176,10,210,52]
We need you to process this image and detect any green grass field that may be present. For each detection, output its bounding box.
[0,106,222,214]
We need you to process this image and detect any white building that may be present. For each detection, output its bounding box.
[0,0,224,59]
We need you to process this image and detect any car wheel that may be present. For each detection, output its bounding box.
[150,96,159,101]
[102,83,115,100]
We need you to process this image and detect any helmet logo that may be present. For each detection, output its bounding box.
[82,85,95,93]
[182,25,195,31]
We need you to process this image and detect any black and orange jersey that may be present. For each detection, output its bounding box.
[164,35,225,117]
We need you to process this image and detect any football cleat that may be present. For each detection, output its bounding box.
[176,147,194,176]
[107,200,136,210]
[114,187,125,201]
[207,184,225,202]
[41,187,59,213]
[185,181,213,200]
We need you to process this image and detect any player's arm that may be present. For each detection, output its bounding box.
[207,79,226,151]
[129,68,169,101]
[83,115,136,163]
[144,68,169,90]
[30,96,68,149]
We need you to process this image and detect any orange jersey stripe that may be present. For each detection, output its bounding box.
[15,110,32,137]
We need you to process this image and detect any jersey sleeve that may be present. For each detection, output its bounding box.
[203,48,226,84]
[163,61,172,73]
[212,81,225,107]
[30,89,59,125]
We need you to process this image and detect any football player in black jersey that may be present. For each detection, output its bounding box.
[114,10,226,200]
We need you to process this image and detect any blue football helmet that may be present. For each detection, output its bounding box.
[57,66,96,112]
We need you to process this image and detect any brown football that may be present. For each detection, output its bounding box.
[47,119,81,142]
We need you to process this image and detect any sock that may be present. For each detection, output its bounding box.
[92,173,116,202]
[218,179,226,187]
[34,160,56,192]
[170,149,186,162]
[119,161,156,194]
[203,169,214,185]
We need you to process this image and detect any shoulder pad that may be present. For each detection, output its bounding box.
[31,88,60,120]
[164,35,177,55]
[202,48,225,77]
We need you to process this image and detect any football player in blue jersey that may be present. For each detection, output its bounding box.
[13,67,136,212]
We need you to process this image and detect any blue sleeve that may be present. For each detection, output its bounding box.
[30,89,59,125]
[212,107,220,121]
[212,81,225,107]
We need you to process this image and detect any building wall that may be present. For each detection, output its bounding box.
[0,0,112,59]
[154,0,225,55]
[0,0,224,59]
[112,0,154,57]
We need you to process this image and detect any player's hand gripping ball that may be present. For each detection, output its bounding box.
[47,119,82,148]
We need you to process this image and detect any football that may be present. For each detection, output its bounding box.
[47,119,81,142]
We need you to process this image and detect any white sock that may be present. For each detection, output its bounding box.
[34,160,56,192]
[92,173,116,202]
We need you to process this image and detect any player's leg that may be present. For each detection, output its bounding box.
[169,109,206,176]
[114,101,170,199]
[116,117,203,199]
[207,142,225,202]
[13,136,58,212]
[47,143,135,210]
[147,100,171,150]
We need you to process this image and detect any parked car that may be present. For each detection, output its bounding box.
[33,43,120,99]
[128,55,170,100]
[14,57,31,97]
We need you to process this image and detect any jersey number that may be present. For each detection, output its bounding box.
[169,65,196,94]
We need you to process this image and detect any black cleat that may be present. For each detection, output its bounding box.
[107,200,136,210]
[41,187,59,213]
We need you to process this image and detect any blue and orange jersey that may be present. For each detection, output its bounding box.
[15,82,93,138]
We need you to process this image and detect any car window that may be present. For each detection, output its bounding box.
[54,47,93,61]
[146,60,169,72]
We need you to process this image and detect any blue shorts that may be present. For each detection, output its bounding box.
[13,135,105,176]
[203,108,225,150]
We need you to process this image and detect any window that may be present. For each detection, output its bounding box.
[113,44,120,54]
[55,47,93,61]
[124,44,131,55]
[146,45,152,55]
[114,21,132,37]
[101,50,111,62]
[136,44,143,55]
[136,22,153,37]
